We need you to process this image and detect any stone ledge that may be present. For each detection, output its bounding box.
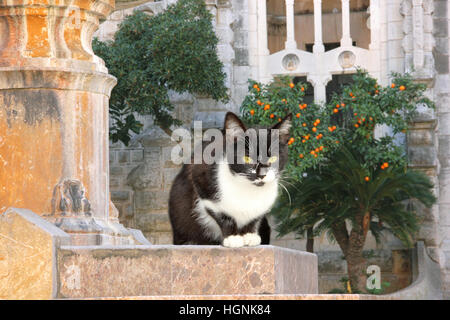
[56,245,318,298]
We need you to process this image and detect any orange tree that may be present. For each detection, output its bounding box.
[241,70,436,292]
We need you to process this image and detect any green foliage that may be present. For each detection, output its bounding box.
[366,281,391,295]
[272,145,436,247]
[93,0,229,145]
[328,70,434,169]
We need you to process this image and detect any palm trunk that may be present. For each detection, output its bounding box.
[331,211,371,292]
[345,243,366,292]
[306,227,314,253]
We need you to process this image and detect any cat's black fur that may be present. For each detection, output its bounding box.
[168,112,292,246]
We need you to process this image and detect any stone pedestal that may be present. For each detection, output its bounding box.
[0,0,142,244]
[57,244,318,298]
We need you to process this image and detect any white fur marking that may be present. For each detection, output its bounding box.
[223,235,244,248]
[243,233,261,246]
[194,200,222,241]
[263,169,276,183]
[200,163,278,228]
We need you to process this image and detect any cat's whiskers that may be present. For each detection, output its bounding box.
[277,180,292,206]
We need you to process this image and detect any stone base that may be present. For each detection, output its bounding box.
[1,208,318,299]
[57,245,318,298]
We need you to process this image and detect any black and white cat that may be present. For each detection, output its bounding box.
[168,112,292,247]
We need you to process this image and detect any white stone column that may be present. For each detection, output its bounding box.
[340,0,353,47]
[285,0,297,50]
[369,0,380,50]
[313,0,325,53]
[248,0,259,80]
[412,0,425,70]
[308,76,328,104]
[257,0,270,83]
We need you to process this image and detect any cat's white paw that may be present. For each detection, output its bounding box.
[243,233,261,246]
[223,235,245,248]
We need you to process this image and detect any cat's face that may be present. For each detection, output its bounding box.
[223,112,292,187]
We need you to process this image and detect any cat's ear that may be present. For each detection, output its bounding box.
[272,113,292,144]
[224,112,246,137]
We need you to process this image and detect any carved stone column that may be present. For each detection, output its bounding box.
[0,0,142,244]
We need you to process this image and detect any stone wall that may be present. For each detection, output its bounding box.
[433,0,450,300]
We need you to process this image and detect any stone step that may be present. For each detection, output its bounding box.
[56,245,318,299]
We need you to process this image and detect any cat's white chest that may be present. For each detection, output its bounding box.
[202,164,278,228]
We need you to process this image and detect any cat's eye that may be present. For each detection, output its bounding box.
[268,156,278,164]
[243,156,253,164]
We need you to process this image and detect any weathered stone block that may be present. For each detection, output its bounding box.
[136,212,172,233]
[127,163,162,190]
[134,190,169,211]
[118,151,130,163]
[0,208,69,299]
[56,245,318,298]
[131,149,144,162]
[111,191,130,202]
[408,129,433,146]
[408,146,437,166]
[110,166,124,176]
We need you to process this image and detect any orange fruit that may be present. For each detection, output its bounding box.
[365,176,370,182]
[319,146,324,151]
[312,127,317,132]
[399,85,405,91]
[303,123,307,127]
[289,83,295,88]
[257,100,262,105]
[341,103,345,107]
[383,162,389,168]
[299,154,304,158]
[270,114,275,118]
[355,124,359,128]
[250,109,255,115]
[253,84,259,89]
[391,83,396,88]
[278,118,282,122]
[301,87,305,92]
[333,108,339,113]
[296,113,300,118]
